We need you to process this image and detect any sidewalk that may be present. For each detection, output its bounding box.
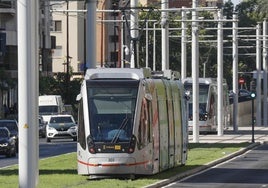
[188,126,268,143]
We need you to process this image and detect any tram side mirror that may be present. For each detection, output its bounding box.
[76,93,81,101]
[185,90,190,101]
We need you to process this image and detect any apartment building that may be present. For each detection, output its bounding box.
[50,1,85,76]
[0,0,53,117]
[0,0,17,117]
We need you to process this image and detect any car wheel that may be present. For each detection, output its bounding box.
[12,147,16,157]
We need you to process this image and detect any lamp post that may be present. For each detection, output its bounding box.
[251,91,256,143]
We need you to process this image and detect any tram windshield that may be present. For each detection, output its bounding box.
[87,80,139,143]
[184,84,209,118]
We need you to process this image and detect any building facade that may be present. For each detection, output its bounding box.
[50,1,85,76]
[0,0,17,118]
[0,0,224,117]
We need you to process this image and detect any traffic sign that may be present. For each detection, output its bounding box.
[239,77,245,84]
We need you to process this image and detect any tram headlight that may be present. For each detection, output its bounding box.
[87,135,96,154]
[128,135,136,154]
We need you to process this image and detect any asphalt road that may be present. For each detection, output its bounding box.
[0,138,76,168]
[165,143,268,188]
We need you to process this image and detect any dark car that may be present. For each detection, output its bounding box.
[0,127,16,157]
[0,120,18,151]
[39,116,46,138]
[229,89,253,104]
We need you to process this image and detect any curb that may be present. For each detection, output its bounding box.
[144,142,260,188]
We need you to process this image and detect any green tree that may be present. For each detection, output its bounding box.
[39,73,82,107]
[257,0,268,18]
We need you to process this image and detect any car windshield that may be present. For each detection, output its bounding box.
[0,122,18,132]
[0,129,8,137]
[49,116,74,124]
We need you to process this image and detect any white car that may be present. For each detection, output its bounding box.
[46,114,77,142]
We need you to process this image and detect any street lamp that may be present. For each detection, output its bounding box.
[250,91,256,143]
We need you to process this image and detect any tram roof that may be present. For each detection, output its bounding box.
[182,77,226,85]
[84,68,180,80]
[84,68,151,80]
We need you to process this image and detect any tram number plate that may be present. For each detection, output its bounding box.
[114,145,121,150]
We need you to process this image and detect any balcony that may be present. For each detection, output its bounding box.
[0,0,16,14]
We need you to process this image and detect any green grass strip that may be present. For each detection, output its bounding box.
[0,142,250,188]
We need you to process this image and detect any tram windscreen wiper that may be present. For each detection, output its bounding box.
[111,117,129,143]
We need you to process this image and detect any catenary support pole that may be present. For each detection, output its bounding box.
[146,21,149,68]
[130,0,138,68]
[263,19,267,127]
[256,23,262,126]
[181,7,187,80]
[153,22,157,71]
[192,0,199,143]
[18,0,39,187]
[217,9,223,136]
[86,0,97,68]
[232,14,238,132]
[121,15,124,68]
[161,0,169,70]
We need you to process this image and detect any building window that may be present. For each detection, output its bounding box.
[51,21,62,32]
[110,51,118,62]
[52,46,62,57]
[109,35,119,43]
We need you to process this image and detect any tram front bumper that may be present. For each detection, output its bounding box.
[86,157,136,175]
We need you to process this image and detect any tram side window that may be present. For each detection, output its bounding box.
[138,98,150,149]
[78,100,86,150]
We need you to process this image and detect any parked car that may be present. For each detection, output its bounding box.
[39,116,46,138]
[46,114,77,142]
[0,127,16,157]
[0,120,18,151]
[229,89,253,104]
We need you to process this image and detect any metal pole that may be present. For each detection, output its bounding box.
[121,15,124,68]
[18,0,39,187]
[153,22,156,71]
[256,23,262,126]
[263,19,267,126]
[232,14,238,132]
[146,21,148,68]
[217,9,224,136]
[86,0,97,68]
[203,63,206,78]
[130,0,138,68]
[181,7,187,79]
[252,97,255,143]
[66,0,70,103]
[161,0,169,70]
[192,0,199,143]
